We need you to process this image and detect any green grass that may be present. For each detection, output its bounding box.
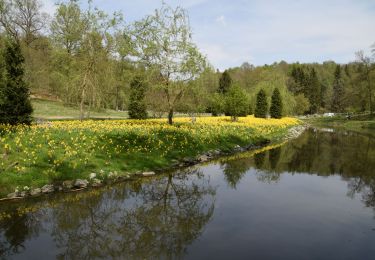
[32,99,129,119]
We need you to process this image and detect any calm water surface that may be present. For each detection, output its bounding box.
[1,128,375,259]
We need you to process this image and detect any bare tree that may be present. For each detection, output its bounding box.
[0,0,48,45]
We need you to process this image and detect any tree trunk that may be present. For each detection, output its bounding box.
[80,87,85,121]
[168,108,174,125]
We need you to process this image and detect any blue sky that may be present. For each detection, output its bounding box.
[42,0,375,70]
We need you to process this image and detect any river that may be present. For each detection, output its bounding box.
[1,128,375,259]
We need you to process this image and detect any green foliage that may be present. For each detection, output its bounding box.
[0,39,33,125]
[128,76,147,119]
[307,68,321,114]
[218,70,232,94]
[270,88,283,118]
[331,65,345,112]
[293,94,310,115]
[208,93,225,116]
[255,89,267,118]
[225,85,249,121]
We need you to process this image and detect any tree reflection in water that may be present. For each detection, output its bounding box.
[0,168,216,259]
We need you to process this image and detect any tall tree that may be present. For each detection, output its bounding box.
[331,65,345,113]
[356,51,374,115]
[0,0,48,45]
[254,89,267,118]
[270,88,282,118]
[128,76,147,119]
[50,0,86,54]
[307,68,321,114]
[131,3,206,124]
[0,39,32,125]
[218,70,232,94]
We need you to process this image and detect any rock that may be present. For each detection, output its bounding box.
[41,184,54,194]
[7,192,19,199]
[142,171,156,177]
[198,154,209,162]
[19,191,29,198]
[74,179,89,189]
[91,178,102,187]
[30,188,42,196]
[62,180,74,190]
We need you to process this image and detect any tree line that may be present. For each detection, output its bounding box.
[0,0,374,125]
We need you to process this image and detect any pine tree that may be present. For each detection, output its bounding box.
[218,70,232,94]
[307,68,321,114]
[254,89,267,118]
[128,76,147,119]
[0,39,33,125]
[331,65,345,113]
[270,88,283,118]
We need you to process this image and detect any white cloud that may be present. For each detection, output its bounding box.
[40,0,56,16]
[215,15,226,26]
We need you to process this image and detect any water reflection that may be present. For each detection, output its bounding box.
[0,169,215,259]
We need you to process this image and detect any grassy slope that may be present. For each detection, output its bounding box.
[32,99,129,119]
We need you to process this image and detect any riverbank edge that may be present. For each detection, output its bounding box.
[1,123,307,202]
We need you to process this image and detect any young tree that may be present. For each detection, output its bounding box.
[0,39,33,125]
[128,76,147,119]
[225,85,249,121]
[218,70,232,94]
[131,3,206,124]
[270,88,283,118]
[254,89,267,118]
[331,65,345,112]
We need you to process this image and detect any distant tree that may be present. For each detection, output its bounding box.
[356,51,374,115]
[307,68,321,114]
[270,88,282,118]
[208,93,225,116]
[128,76,147,119]
[331,65,345,112]
[218,70,232,94]
[225,85,249,121]
[0,0,48,45]
[293,93,310,115]
[0,39,33,125]
[254,89,267,118]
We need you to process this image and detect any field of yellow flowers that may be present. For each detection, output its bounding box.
[0,116,299,196]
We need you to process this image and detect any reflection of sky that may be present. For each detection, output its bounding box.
[41,0,375,70]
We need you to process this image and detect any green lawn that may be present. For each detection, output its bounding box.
[32,99,129,119]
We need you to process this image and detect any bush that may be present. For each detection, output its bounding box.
[254,89,267,118]
[270,88,283,118]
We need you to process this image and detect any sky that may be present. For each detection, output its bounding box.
[41,0,375,70]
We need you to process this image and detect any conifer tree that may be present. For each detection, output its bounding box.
[128,76,147,119]
[307,68,321,114]
[0,39,33,125]
[270,88,283,118]
[218,70,232,94]
[254,89,267,118]
[331,65,345,113]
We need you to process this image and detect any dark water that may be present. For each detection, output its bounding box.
[1,128,375,260]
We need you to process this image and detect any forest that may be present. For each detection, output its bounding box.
[0,0,374,123]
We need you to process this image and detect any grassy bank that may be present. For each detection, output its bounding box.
[0,116,300,197]
[305,114,375,136]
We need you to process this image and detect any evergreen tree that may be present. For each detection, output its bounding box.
[270,88,283,118]
[331,65,345,112]
[225,85,249,121]
[128,76,147,119]
[218,70,232,94]
[307,68,321,114]
[254,89,267,118]
[0,39,33,125]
